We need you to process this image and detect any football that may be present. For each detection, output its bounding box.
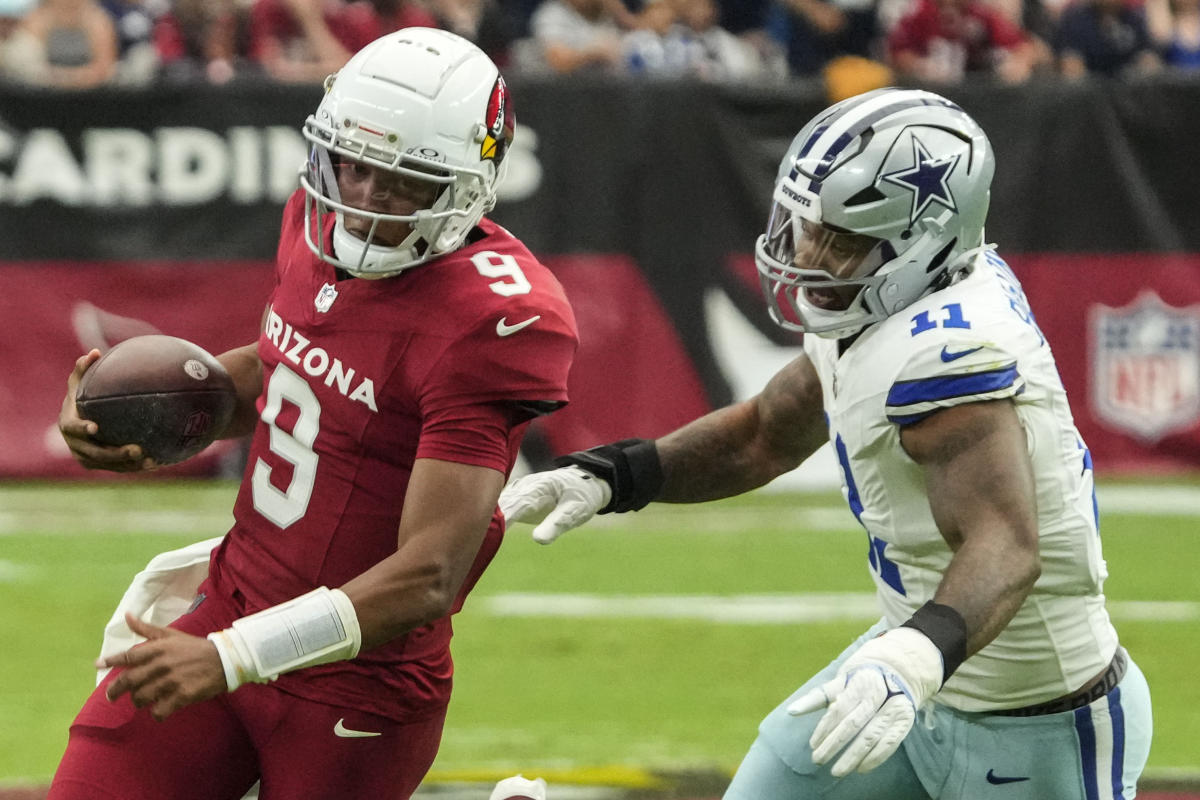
[75,335,238,466]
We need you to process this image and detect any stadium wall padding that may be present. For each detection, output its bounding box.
[1,78,1197,477]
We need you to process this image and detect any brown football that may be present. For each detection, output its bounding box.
[75,335,237,465]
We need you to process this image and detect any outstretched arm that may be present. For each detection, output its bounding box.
[501,353,828,542]
[656,353,828,502]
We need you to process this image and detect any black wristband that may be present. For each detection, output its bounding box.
[901,601,968,685]
[553,438,664,514]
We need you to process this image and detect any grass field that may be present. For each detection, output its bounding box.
[1,479,1198,789]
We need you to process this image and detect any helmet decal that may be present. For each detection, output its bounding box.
[480,75,514,163]
[754,88,995,339]
[881,135,961,226]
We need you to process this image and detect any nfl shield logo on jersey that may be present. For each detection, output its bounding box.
[315,282,339,313]
[1090,291,1200,442]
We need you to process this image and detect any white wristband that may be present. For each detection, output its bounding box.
[207,587,361,691]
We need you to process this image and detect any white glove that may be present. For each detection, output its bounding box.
[498,465,612,544]
[489,774,547,800]
[786,627,944,777]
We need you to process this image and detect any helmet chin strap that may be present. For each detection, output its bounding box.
[332,217,422,278]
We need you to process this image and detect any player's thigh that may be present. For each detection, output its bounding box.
[725,735,930,800]
[49,673,258,800]
[254,698,445,800]
[950,657,1152,800]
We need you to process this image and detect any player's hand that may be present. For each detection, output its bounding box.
[499,465,612,544]
[98,613,227,721]
[786,627,944,776]
[58,351,156,472]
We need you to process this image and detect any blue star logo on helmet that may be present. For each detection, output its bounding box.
[881,136,960,225]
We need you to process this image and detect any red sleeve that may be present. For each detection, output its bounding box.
[248,0,289,61]
[331,2,386,51]
[887,6,930,58]
[416,311,577,471]
[983,7,1028,49]
[153,17,185,61]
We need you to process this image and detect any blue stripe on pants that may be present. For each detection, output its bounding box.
[1075,705,1099,800]
[1110,688,1126,800]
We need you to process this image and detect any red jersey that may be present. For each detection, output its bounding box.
[888,0,1027,72]
[210,190,577,721]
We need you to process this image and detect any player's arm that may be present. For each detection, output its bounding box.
[341,457,503,649]
[99,456,504,719]
[500,353,828,542]
[657,352,828,502]
[215,343,263,439]
[787,398,1040,777]
[901,397,1041,654]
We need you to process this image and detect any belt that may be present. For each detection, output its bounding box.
[992,648,1127,717]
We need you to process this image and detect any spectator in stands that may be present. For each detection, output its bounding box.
[1146,0,1200,68]
[887,0,1042,83]
[248,0,380,82]
[673,0,775,79]
[768,0,883,77]
[155,0,253,83]
[370,0,437,31]
[2,0,119,87]
[430,0,516,65]
[624,0,776,79]
[99,0,161,83]
[1053,0,1160,77]
[523,0,628,73]
[0,0,34,73]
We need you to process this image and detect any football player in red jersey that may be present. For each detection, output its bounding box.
[52,27,577,800]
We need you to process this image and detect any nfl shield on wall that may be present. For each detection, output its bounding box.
[1090,292,1200,443]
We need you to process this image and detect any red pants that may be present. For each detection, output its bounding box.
[49,588,445,799]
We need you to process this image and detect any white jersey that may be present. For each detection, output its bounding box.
[804,250,1118,712]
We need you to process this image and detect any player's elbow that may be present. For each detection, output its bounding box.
[409,563,459,624]
[1010,527,1041,588]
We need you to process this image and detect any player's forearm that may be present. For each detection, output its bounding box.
[656,401,800,502]
[657,355,826,503]
[933,529,1039,655]
[339,547,473,651]
[216,343,263,438]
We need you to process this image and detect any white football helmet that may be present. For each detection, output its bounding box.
[755,88,995,339]
[301,28,515,278]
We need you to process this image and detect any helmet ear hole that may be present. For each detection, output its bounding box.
[926,239,956,273]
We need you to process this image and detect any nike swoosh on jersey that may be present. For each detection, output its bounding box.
[496,315,541,337]
[985,769,1030,785]
[333,718,382,738]
[940,345,984,362]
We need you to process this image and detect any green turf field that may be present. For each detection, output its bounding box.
[1,479,1197,785]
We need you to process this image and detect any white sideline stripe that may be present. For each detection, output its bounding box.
[1098,485,1200,516]
[484,593,1200,624]
[0,509,233,535]
[0,485,1195,538]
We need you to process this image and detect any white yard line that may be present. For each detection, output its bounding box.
[0,509,233,536]
[484,593,1199,624]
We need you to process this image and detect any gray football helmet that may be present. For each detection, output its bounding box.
[755,88,996,339]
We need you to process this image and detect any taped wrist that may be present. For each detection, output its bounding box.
[207,587,361,692]
[902,601,968,684]
[553,438,663,514]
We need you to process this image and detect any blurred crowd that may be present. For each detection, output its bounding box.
[0,0,1195,91]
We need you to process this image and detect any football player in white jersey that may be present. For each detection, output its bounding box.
[499,88,1152,800]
